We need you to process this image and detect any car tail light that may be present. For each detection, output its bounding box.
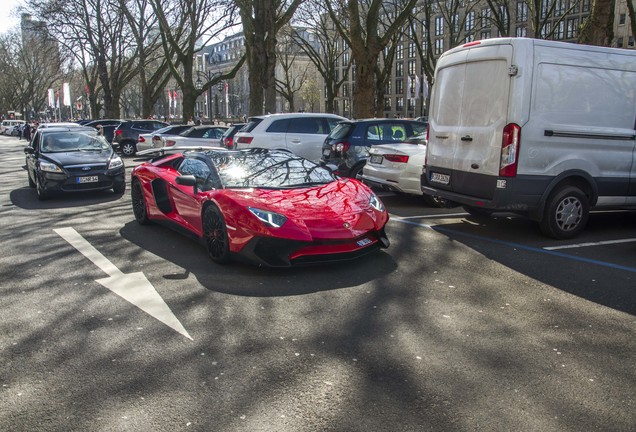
[499,123,520,177]
[138,135,145,142]
[384,154,409,163]
[115,129,123,136]
[166,140,176,147]
[333,142,350,152]
[426,123,430,142]
[236,136,253,145]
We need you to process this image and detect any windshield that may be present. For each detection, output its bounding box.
[206,149,337,189]
[327,123,352,140]
[40,131,111,153]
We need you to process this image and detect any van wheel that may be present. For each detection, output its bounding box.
[462,205,493,218]
[540,185,589,239]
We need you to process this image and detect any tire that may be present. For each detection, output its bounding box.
[113,181,126,195]
[539,185,589,240]
[349,163,365,180]
[131,180,150,225]
[462,205,493,218]
[202,205,230,264]
[35,175,48,200]
[120,141,136,157]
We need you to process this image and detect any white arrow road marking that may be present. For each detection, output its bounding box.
[54,227,192,340]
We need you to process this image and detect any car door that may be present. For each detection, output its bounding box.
[25,131,42,179]
[285,117,329,161]
[169,157,216,235]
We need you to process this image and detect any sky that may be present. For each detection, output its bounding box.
[0,0,25,34]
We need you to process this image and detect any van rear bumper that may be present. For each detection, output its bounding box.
[421,172,553,219]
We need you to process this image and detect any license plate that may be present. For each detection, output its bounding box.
[356,238,372,247]
[369,155,383,164]
[430,172,450,185]
[77,176,98,184]
[322,149,331,157]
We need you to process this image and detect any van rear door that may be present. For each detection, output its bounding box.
[427,43,513,199]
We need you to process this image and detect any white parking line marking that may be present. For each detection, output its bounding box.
[396,212,468,219]
[54,227,193,340]
[544,238,636,250]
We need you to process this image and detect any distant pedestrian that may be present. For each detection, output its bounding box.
[24,123,32,142]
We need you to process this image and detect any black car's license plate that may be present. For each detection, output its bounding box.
[77,176,98,184]
[430,172,450,185]
[322,149,331,157]
[369,155,383,164]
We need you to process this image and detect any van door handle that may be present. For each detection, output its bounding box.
[461,135,473,142]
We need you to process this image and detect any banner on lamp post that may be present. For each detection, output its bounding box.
[48,89,55,107]
[63,83,71,107]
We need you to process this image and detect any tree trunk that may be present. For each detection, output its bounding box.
[352,55,376,119]
[578,0,615,46]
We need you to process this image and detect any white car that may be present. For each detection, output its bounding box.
[136,124,192,152]
[159,125,228,149]
[361,133,451,207]
[234,113,347,162]
[1,120,26,135]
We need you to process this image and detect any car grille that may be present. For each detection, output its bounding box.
[65,164,108,175]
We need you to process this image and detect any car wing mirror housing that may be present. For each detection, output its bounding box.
[176,174,198,193]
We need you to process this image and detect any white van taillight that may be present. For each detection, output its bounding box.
[426,123,430,142]
[499,123,520,177]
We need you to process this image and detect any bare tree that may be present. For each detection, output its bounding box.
[235,0,304,115]
[324,0,419,119]
[579,0,615,45]
[294,2,352,114]
[150,0,244,122]
[275,26,311,112]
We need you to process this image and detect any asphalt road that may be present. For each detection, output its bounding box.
[1,134,635,431]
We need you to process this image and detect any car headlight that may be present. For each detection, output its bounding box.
[369,192,385,212]
[40,161,63,173]
[248,207,287,228]
[109,155,123,169]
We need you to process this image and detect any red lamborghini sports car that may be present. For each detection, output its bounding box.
[131,148,390,266]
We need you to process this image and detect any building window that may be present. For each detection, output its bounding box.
[452,14,459,33]
[619,13,626,25]
[629,36,635,47]
[385,80,392,95]
[499,6,509,26]
[343,84,349,98]
[435,38,444,55]
[617,37,624,48]
[466,11,476,32]
[555,0,565,16]
[480,30,491,40]
[396,43,404,60]
[408,59,416,76]
[481,8,491,28]
[396,61,404,77]
[408,42,416,58]
[396,79,404,95]
[540,22,551,38]
[516,26,527,37]
[396,97,404,111]
[554,21,565,39]
[435,16,444,36]
[581,0,591,12]
[516,1,528,22]
[384,97,392,110]
[566,18,579,38]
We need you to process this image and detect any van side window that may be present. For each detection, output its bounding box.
[266,119,289,133]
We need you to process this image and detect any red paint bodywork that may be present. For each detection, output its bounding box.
[131,153,389,266]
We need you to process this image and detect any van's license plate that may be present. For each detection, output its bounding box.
[430,172,450,185]
[77,176,98,184]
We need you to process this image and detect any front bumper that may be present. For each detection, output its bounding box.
[39,167,125,194]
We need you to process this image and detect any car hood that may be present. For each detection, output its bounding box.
[42,150,114,166]
[223,178,387,239]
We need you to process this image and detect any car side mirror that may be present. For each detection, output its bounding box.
[24,147,34,155]
[176,175,198,193]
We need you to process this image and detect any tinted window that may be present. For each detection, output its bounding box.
[288,118,324,134]
[327,123,353,140]
[266,119,289,133]
[243,118,263,132]
[40,131,110,153]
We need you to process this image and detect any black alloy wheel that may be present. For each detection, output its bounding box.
[35,175,48,200]
[202,205,230,264]
[131,180,150,225]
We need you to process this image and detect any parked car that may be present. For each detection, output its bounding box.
[234,113,347,162]
[136,124,191,152]
[37,122,86,129]
[23,126,125,200]
[2,120,26,136]
[157,125,228,149]
[131,148,389,266]
[220,123,245,149]
[361,133,451,207]
[112,120,169,156]
[422,37,636,239]
[321,118,427,178]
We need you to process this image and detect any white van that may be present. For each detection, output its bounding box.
[422,38,636,239]
[1,120,26,136]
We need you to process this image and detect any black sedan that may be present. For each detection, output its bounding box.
[24,127,126,200]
